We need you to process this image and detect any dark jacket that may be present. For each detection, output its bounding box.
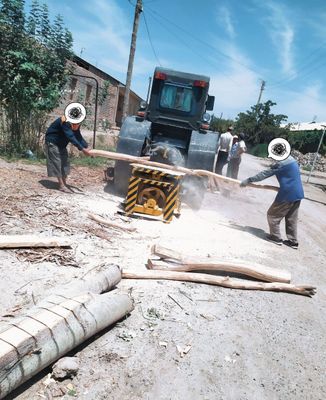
[248,156,304,203]
[45,118,88,151]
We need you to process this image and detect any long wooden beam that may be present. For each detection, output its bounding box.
[122,269,316,297]
[150,245,291,283]
[0,235,71,249]
[147,259,291,284]
[89,149,278,192]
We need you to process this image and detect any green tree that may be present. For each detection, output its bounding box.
[0,0,73,154]
[235,100,288,146]
[26,0,40,36]
[210,115,234,133]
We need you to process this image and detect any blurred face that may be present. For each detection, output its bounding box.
[71,123,80,131]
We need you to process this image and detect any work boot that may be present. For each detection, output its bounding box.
[283,240,299,249]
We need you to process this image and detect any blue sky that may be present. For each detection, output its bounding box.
[25,0,326,123]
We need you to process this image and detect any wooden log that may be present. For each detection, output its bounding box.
[88,213,136,233]
[0,292,133,399]
[149,245,291,283]
[89,149,278,192]
[52,264,122,298]
[0,235,71,249]
[147,259,291,284]
[122,270,316,297]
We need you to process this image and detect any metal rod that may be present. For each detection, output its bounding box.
[144,76,152,119]
[70,74,99,149]
[307,125,326,183]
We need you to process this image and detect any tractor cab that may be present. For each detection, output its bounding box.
[139,67,215,132]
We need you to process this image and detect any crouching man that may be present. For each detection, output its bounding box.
[45,112,91,192]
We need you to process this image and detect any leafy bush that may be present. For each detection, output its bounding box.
[282,130,326,155]
[235,101,288,146]
[210,116,234,132]
[249,143,268,158]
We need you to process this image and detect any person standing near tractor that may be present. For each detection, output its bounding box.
[215,126,234,175]
[240,139,304,249]
[45,103,91,192]
[227,132,247,179]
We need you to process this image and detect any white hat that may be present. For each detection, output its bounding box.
[64,102,86,124]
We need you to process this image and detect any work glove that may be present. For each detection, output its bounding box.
[240,178,250,187]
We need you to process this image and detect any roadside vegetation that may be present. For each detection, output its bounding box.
[0,1,324,164]
[211,100,326,156]
[0,0,73,155]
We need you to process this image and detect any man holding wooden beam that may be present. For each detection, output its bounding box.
[240,139,304,249]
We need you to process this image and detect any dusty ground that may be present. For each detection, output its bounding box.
[0,153,325,400]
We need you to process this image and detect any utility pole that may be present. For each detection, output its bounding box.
[256,80,266,106]
[307,124,326,183]
[122,0,143,120]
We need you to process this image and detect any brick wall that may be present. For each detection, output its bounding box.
[48,57,142,131]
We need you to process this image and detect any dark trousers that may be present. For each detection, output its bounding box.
[45,142,70,178]
[267,200,301,242]
[215,151,228,175]
[227,158,241,179]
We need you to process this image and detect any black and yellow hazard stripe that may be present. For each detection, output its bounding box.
[125,176,141,214]
[163,185,179,223]
[141,179,171,188]
[133,166,165,175]
[133,166,174,179]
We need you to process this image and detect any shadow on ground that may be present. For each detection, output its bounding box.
[38,179,59,190]
[221,222,267,240]
[38,179,85,194]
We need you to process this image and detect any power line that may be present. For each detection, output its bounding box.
[144,3,326,105]
[267,83,324,103]
[268,42,326,88]
[269,59,326,90]
[145,4,264,77]
[143,6,247,88]
[142,10,162,66]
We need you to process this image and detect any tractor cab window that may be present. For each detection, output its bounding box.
[160,83,193,112]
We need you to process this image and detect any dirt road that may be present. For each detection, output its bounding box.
[0,154,325,400]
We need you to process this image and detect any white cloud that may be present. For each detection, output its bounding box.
[207,42,261,119]
[261,2,296,76]
[216,6,236,40]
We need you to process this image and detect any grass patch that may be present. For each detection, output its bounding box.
[249,143,268,158]
[70,156,110,168]
[1,154,47,165]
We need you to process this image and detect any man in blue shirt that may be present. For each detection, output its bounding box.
[240,155,304,249]
[45,116,91,191]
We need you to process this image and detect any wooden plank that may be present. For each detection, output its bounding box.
[89,149,279,192]
[122,269,316,297]
[149,245,291,283]
[0,235,71,249]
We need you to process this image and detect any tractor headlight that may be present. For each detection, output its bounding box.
[202,113,211,123]
[139,100,147,110]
